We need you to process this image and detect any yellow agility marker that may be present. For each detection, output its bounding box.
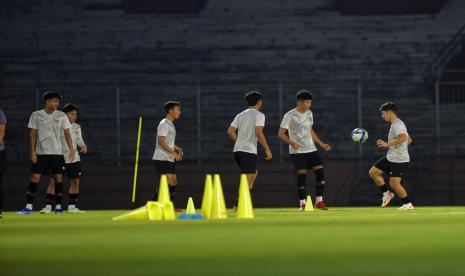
[237,174,254,219]
[211,174,227,219]
[201,174,213,218]
[185,197,196,215]
[163,201,176,220]
[131,117,143,203]
[112,205,148,221]
[304,195,314,212]
[147,201,163,220]
[157,175,171,205]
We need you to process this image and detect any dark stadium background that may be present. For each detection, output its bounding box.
[1,0,464,210]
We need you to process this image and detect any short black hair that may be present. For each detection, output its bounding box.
[245,91,263,106]
[296,90,313,101]
[63,103,78,114]
[43,91,62,102]
[379,102,397,113]
[164,101,181,114]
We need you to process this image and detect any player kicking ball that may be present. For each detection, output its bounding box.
[18,92,74,215]
[369,102,414,210]
[152,101,183,208]
[278,90,331,211]
[227,91,272,209]
[41,103,88,214]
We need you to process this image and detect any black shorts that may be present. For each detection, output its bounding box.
[290,151,323,171]
[153,160,176,175]
[64,161,83,179]
[373,156,409,178]
[31,154,65,175]
[0,150,5,175]
[233,151,258,174]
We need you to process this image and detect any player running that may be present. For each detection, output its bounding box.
[278,90,331,211]
[227,91,272,209]
[152,101,183,206]
[18,92,74,215]
[40,103,88,214]
[369,102,414,210]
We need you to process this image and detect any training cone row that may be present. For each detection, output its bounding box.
[113,175,175,221]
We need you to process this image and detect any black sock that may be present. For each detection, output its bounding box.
[314,168,325,197]
[297,174,307,200]
[379,184,388,193]
[55,182,63,207]
[0,174,3,211]
[69,193,79,206]
[45,193,54,206]
[26,182,38,205]
[401,196,411,205]
[169,185,177,201]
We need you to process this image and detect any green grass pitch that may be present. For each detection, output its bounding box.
[2,207,465,276]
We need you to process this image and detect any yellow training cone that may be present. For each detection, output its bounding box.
[158,174,171,204]
[112,205,148,221]
[304,195,314,212]
[211,174,228,219]
[163,201,176,220]
[201,174,213,218]
[147,201,163,220]
[237,174,254,219]
[185,197,196,215]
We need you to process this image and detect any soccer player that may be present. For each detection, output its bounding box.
[152,101,183,204]
[369,102,414,210]
[278,90,331,210]
[227,91,272,208]
[17,92,74,215]
[0,107,6,219]
[41,103,88,214]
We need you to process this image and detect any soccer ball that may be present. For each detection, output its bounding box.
[351,128,368,143]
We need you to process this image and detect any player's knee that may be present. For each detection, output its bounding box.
[30,174,40,183]
[296,169,307,175]
[314,168,325,184]
[368,168,378,178]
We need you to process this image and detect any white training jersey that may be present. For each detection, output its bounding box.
[387,118,410,163]
[153,118,176,162]
[230,108,265,154]
[280,108,317,154]
[61,123,86,164]
[27,109,72,155]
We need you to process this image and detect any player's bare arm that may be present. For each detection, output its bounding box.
[278,127,301,150]
[377,133,408,149]
[159,136,182,161]
[29,128,37,164]
[63,128,75,162]
[227,126,238,142]
[256,126,272,160]
[311,129,331,151]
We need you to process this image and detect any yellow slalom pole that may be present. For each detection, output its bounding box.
[132,117,143,203]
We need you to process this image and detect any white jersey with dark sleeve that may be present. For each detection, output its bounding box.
[387,118,410,163]
[280,108,317,154]
[62,123,86,164]
[27,109,72,155]
[152,118,176,162]
[230,108,265,154]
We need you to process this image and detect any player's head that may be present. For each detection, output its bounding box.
[43,91,62,110]
[379,102,398,122]
[296,90,313,110]
[164,101,181,119]
[245,91,263,109]
[63,103,79,123]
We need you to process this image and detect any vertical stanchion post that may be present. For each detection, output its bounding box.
[132,117,143,203]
